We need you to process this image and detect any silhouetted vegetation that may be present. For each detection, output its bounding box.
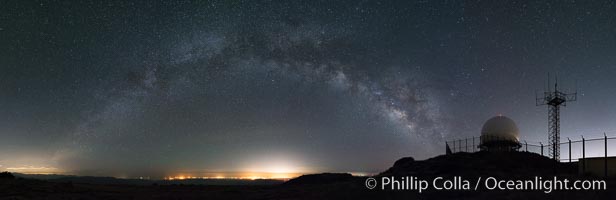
[0,171,15,179]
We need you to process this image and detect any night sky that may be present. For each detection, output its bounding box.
[1,0,616,178]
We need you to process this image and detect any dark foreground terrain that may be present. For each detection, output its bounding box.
[2,152,615,199]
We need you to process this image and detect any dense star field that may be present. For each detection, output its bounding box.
[1,1,615,178]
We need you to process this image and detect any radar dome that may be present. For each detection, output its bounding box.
[479,115,521,151]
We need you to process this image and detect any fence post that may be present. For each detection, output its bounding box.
[525,141,528,152]
[540,142,544,156]
[568,137,572,163]
[465,138,468,152]
[582,136,586,175]
[605,133,608,177]
[472,137,475,152]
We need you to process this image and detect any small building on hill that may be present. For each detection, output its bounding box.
[579,157,616,177]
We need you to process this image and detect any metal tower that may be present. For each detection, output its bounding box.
[536,76,577,161]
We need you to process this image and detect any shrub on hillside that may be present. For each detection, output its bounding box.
[0,171,15,179]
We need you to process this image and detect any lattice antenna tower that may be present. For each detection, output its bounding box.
[536,74,577,161]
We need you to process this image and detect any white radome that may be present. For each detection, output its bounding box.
[480,115,520,142]
[479,115,522,152]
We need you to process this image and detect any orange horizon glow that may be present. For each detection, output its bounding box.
[4,166,63,175]
[162,171,375,181]
[3,170,375,181]
[163,171,306,180]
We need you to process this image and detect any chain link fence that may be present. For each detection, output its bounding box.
[446,134,616,176]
